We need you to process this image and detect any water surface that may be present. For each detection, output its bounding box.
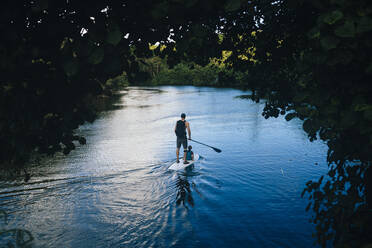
[0,86,328,247]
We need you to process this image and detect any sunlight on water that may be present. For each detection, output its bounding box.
[0,86,328,247]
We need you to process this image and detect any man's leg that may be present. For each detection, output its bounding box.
[183,139,188,164]
[176,137,181,163]
[176,147,180,162]
[183,149,187,162]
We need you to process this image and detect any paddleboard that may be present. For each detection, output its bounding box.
[169,154,199,170]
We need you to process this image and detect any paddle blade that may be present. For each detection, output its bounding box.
[213,147,222,153]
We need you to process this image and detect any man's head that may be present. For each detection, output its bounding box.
[188,145,192,151]
[181,113,186,119]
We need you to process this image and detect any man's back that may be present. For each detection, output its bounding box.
[175,120,186,138]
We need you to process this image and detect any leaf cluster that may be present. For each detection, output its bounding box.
[219,1,372,246]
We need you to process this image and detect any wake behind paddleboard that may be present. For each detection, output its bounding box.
[169,154,200,170]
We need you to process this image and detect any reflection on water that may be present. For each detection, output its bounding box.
[0,210,34,248]
[0,229,34,248]
[0,86,328,247]
[176,175,193,208]
[175,172,196,208]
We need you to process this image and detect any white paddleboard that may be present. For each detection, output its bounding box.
[169,154,200,170]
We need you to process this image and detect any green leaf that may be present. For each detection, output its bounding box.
[334,20,355,38]
[356,16,372,33]
[43,113,54,120]
[307,27,320,39]
[320,35,340,50]
[225,0,241,12]
[106,30,123,46]
[88,47,104,65]
[354,104,372,112]
[323,10,343,25]
[63,60,79,77]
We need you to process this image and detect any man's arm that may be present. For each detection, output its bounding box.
[186,122,191,139]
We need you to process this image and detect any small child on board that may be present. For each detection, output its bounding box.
[186,145,194,161]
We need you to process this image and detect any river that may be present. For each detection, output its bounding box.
[0,86,328,247]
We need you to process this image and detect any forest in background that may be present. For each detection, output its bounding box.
[1,0,372,247]
[109,54,251,88]
[109,37,257,88]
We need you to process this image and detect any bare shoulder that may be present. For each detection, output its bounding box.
[185,121,190,127]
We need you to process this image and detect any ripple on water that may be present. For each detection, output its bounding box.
[0,86,328,248]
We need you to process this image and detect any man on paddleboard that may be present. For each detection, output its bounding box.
[175,113,191,164]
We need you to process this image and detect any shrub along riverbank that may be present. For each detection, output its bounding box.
[128,56,251,89]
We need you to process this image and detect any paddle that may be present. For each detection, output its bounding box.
[189,139,222,153]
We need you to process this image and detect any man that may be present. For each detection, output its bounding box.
[174,113,191,164]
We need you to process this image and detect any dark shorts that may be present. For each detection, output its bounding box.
[177,137,188,150]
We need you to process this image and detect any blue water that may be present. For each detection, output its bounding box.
[0,86,328,247]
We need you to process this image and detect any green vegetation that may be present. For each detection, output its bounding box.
[104,72,129,93]
[1,0,372,246]
[135,57,247,88]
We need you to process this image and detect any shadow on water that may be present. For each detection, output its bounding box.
[0,210,34,248]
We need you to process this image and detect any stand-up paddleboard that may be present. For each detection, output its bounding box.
[169,154,200,170]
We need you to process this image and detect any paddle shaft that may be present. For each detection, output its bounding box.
[189,139,221,153]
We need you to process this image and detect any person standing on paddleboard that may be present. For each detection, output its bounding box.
[175,113,191,164]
